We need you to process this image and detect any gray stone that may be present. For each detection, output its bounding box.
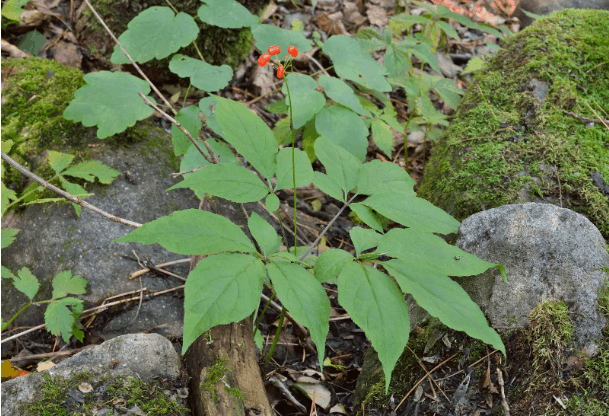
[515,0,609,28]
[1,333,188,415]
[454,202,609,355]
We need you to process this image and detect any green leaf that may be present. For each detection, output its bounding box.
[384,44,412,78]
[313,172,344,202]
[180,139,237,186]
[349,203,384,233]
[315,136,362,194]
[51,271,87,300]
[461,57,486,74]
[1,228,19,249]
[302,119,319,163]
[47,151,74,175]
[380,111,403,133]
[63,71,156,139]
[275,148,314,191]
[314,249,353,283]
[361,192,460,234]
[248,212,281,257]
[200,95,277,180]
[1,0,29,21]
[1,182,17,216]
[58,177,87,217]
[273,117,294,146]
[282,74,326,129]
[338,262,410,392]
[317,76,370,117]
[3,267,40,301]
[388,13,430,34]
[357,160,415,196]
[370,118,394,157]
[44,297,83,343]
[415,96,449,126]
[62,161,120,184]
[265,193,280,212]
[1,139,13,154]
[169,163,269,203]
[265,99,289,114]
[183,253,265,353]
[17,30,46,56]
[384,258,505,357]
[171,106,202,156]
[436,20,459,40]
[322,35,391,92]
[395,39,440,74]
[315,106,368,162]
[111,7,198,64]
[198,0,258,28]
[350,227,382,257]
[377,228,496,276]
[430,77,464,110]
[169,54,233,92]
[251,24,312,58]
[114,209,256,255]
[267,261,330,367]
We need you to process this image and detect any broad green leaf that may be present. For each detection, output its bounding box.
[315,107,368,162]
[58,177,87,217]
[361,192,460,234]
[183,253,265,353]
[269,250,299,263]
[266,193,280,212]
[384,258,505,357]
[111,7,198,63]
[171,106,202,156]
[273,117,294,146]
[180,139,237,185]
[349,203,384,233]
[436,20,459,40]
[313,172,344,202]
[248,212,281,256]
[63,71,156,139]
[200,95,277,180]
[18,30,45,56]
[3,267,40,301]
[302,119,319,163]
[44,297,83,343]
[47,151,74,175]
[267,261,330,367]
[322,35,391,92]
[388,13,430,34]
[265,99,289,114]
[114,209,256,255]
[62,161,120,184]
[51,271,87,300]
[1,0,29,21]
[317,76,370,117]
[1,228,19,249]
[1,182,17,216]
[357,160,415,196]
[315,136,362,194]
[370,119,394,157]
[169,54,233,92]
[251,24,312,57]
[394,39,440,74]
[415,96,449,126]
[338,262,410,392]
[379,112,403,133]
[282,74,326,129]
[275,148,314,191]
[198,0,258,28]
[1,139,13,154]
[377,228,495,276]
[430,77,463,110]
[384,44,412,78]
[350,227,382,257]
[168,164,269,203]
[314,249,353,283]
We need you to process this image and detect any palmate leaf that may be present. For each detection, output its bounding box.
[275,148,314,191]
[51,271,87,300]
[1,182,17,217]
[47,151,74,175]
[315,106,369,162]
[183,253,265,353]
[44,297,84,343]
[111,7,198,64]
[2,267,39,301]
[267,262,331,367]
[63,71,156,139]
[317,76,370,117]
[1,228,19,249]
[169,55,233,92]
[114,209,256,255]
[198,0,259,28]
[282,74,326,129]
[248,212,281,257]
[338,262,410,392]
[62,161,121,184]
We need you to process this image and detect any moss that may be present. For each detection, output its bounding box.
[201,357,229,404]
[418,9,609,239]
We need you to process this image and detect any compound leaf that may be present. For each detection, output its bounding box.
[168,163,269,203]
[1,228,19,249]
[370,118,394,157]
[51,271,87,300]
[350,227,382,257]
[62,161,120,184]
[315,136,362,193]
[63,71,156,139]
[338,262,410,393]
[114,209,255,255]
[317,76,370,117]
[198,0,258,28]
[349,203,384,233]
[1,182,17,216]
[183,253,265,353]
[267,261,330,367]
[111,7,198,64]
[248,212,281,256]
[357,160,415,196]
[265,193,280,212]
[44,297,83,343]
[282,74,326,129]
[275,147,314,191]
[47,151,74,175]
[315,106,368,162]
[3,267,39,301]
[314,248,354,283]
[312,172,344,202]
[169,54,233,92]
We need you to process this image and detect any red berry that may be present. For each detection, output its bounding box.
[258,53,270,66]
[288,45,298,57]
[277,64,285,78]
[268,45,281,55]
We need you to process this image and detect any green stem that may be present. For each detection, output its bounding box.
[264,307,286,372]
[283,75,298,256]
[182,82,192,108]
[6,174,61,210]
[2,303,32,330]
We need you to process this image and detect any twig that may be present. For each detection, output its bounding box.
[9,345,97,362]
[496,367,510,415]
[171,165,207,178]
[1,152,142,228]
[406,345,451,403]
[81,0,177,115]
[583,101,609,130]
[566,110,609,126]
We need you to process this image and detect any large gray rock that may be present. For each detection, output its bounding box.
[515,0,609,28]
[455,202,609,355]
[1,333,188,415]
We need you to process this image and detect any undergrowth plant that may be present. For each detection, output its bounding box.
[1,0,510,391]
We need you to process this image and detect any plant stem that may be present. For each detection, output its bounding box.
[5,174,60,210]
[283,75,298,256]
[264,307,286,372]
[253,291,275,336]
[2,303,32,330]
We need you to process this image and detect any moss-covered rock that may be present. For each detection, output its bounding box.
[418,9,609,239]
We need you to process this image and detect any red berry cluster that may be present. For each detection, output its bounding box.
[257,44,298,78]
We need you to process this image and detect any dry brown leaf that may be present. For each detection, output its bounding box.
[366,5,388,27]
